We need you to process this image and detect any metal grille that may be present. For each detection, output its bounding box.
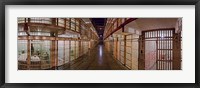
[18,40,28,70]
[119,36,125,64]
[144,29,174,70]
[125,35,132,69]
[65,41,70,63]
[70,41,75,61]
[58,41,65,66]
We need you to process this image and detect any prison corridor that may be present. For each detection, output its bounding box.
[18,18,182,70]
[57,44,128,70]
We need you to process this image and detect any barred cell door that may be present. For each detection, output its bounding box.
[125,35,132,69]
[119,36,125,65]
[113,37,118,60]
[110,39,114,57]
[142,29,176,70]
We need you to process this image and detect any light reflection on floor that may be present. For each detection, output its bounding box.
[98,45,103,65]
[55,44,127,70]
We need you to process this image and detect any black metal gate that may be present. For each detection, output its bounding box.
[139,28,180,70]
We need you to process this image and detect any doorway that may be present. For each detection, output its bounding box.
[141,29,178,70]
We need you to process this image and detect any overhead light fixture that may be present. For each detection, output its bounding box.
[161,35,164,39]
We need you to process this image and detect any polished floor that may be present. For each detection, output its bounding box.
[57,44,128,70]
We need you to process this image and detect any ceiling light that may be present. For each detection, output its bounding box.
[161,35,164,38]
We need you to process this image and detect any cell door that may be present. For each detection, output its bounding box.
[75,40,79,59]
[113,37,118,59]
[58,40,65,66]
[70,40,75,61]
[119,35,125,65]
[125,35,132,69]
[131,34,139,70]
[117,38,120,61]
[65,40,70,63]
[144,29,175,70]
[110,39,114,56]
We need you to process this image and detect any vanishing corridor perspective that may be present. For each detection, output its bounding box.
[18,18,182,70]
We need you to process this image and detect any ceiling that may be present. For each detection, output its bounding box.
[90,18,106,39]
[126,18,178,31]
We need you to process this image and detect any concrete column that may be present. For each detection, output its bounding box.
[26,18,31,69]
[50,32,58,69]
[173,33,181,70]
[124,35,126,66]
[50,39,56,69]
[79,38,81,57]
[27,39,31,69]
[138,34,145,70]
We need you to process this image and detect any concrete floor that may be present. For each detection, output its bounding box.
[57,44,128,70]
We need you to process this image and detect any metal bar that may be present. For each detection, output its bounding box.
[161,30,163,70]
[116,37,118,60]
[168,31,170,69]
[156,31,158,70]
[123,36,125,65]
[158,31,161,70]
[166,30,168,70]
[27,39,31,69]
[160,30,163,70]
[63,40,66,64]
[130,35,133,69]
[69,40,71,67]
